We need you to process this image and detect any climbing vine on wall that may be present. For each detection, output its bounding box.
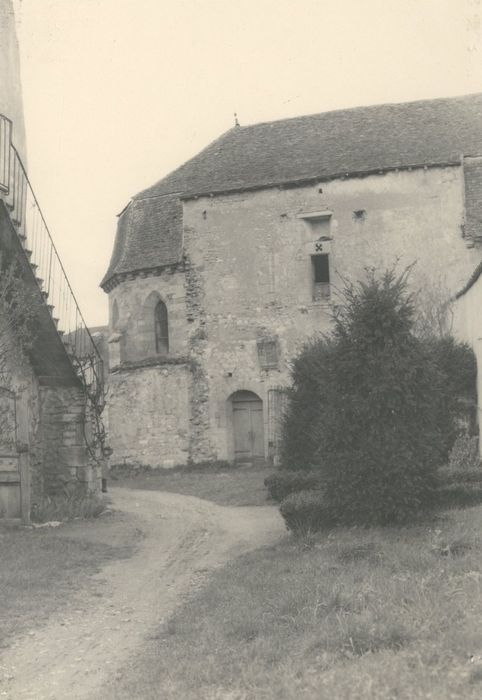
[0,258,41,446]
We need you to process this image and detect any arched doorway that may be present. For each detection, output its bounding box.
[230,390,264,462]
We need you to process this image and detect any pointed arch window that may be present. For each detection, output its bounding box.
[154,301,169,354]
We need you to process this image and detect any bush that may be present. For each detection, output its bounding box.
[425,338,477,460]
[279,339,335,471]
[446,434,480,473]
[31,492,107,523]
[435,483,482,509]
[438,468,482,485]
[281,268,445,526]
[435,440,482,510]
[264,471,324,502]
[279,489,329,534]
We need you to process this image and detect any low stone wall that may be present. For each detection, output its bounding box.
[35,385,100,497]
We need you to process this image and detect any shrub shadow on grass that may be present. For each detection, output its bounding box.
[112,461,275,507]
[111,460,234,478]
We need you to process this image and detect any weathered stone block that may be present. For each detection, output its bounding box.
[76,465,93,483]
[57,445,88,467]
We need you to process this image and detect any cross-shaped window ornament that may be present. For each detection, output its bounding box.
[315,242,324,252]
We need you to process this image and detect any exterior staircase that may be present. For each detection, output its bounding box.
[0,112,104,419]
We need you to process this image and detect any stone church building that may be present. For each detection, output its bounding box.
[102,93,482,468]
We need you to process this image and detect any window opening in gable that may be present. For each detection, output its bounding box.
[154,301,169,354]
[311,254,330,301]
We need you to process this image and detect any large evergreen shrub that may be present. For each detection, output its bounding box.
[281,269,446,525]
[280,338,336,471]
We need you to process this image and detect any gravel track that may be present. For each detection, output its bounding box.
[0,487,284,700]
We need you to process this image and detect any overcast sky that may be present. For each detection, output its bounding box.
[12,0,482,326]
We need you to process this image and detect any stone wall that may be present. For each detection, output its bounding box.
[182,165,479,462]
[108,362,191,468]
[184,165,475,326]
[464,156,482,243]
[108,268,187,364]
[105,165,482,466]
[0,306,99,516]
[36,385,100,498]
[184,251,216,462]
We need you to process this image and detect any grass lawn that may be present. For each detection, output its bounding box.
[116,503,482,700]
[113,462,275,506]
[0,513,138,647]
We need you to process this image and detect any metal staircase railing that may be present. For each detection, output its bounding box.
[0,112,104,409]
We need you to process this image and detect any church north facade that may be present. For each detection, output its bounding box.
[102,94,482,468]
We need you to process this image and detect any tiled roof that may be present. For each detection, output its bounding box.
[102,93,482,288]
[101,195,183,288]
[138,93,482,199]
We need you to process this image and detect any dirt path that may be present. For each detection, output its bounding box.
[0,487,284,700]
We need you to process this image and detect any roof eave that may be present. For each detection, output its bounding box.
[179,159,463,201]
[100,260,184,293]
[455,258,482,299]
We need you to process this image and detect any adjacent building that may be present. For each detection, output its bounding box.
[0,0,103,519]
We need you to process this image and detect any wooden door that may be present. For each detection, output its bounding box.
[0,389,29,521]
[232,393,264,461]
[0,454,21,517]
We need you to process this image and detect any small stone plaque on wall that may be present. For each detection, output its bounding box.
[257,337,279,369]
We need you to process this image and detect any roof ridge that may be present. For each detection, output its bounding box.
[235,91,482,131]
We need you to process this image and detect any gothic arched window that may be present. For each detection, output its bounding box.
[154,301,169,354]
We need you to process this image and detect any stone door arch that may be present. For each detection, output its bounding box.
[229,390,264,462]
